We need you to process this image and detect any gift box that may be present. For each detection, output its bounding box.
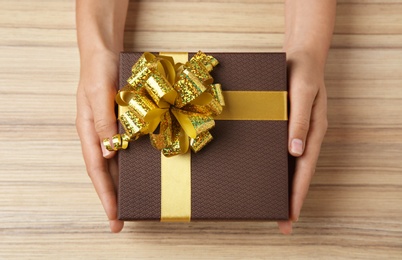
[117,52,290,221]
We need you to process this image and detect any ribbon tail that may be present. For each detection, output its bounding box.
[209,83,225,106]
[102,133,131,152]
[162,112,189,157]
[150,111,172,150]
[150,111,189,156]
[190,131,213,153]
[119,110,148,138]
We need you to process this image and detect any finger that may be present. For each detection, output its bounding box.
[109,219,124,233]
[106,159,124,233]
[277,220,293,235]
[76,90,124,232]
[290,88,328,221]
[107,154,121,231]
[77,117,124,232]
[288,82,316,157]
[85,81,118,159]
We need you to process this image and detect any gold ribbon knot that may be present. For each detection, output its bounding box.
[104,51,224,157]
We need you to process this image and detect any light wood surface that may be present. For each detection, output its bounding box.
[1,0,401,259]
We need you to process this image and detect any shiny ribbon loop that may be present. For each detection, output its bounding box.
[104,51,224,157]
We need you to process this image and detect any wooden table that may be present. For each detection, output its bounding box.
[1,0,401,259]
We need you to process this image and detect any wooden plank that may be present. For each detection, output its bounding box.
[325,49,402,80]
[331,34,402,49]
[123,31,284,52]
[3,29,402,51]
[335,3,402,34]
[2,1,402,36]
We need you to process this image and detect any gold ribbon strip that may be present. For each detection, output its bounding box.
[215,91,287,121]
[159,53,192,222]
[161,151,191,222]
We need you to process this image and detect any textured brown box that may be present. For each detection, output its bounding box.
[118,52,290,221]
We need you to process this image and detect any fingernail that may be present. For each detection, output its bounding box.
[109,220,124,233]
[101,142,113,158]
[291,139,303,155]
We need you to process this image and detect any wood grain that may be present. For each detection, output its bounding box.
[1,0,401,259]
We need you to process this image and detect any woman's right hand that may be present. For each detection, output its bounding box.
[75,49,123,232]
[76,0,129,232]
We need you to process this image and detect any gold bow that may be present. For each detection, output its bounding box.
[104,51,225,157]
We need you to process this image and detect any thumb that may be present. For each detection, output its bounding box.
[89,85,118,159]
[288,85,315,157]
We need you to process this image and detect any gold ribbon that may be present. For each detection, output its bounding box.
[104,51,223,157]
[216,91,288,120]
[161,151,191,222]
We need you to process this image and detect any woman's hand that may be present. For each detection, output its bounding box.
[76,49,123,232]
[76,0,129,232]
[278,0,336,234]
[277,50,328,234]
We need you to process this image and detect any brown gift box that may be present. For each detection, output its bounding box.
[117,52,292,221]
